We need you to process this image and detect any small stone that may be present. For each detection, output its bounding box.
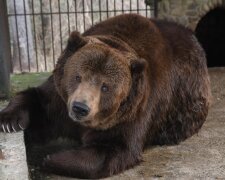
[153,174,163,178]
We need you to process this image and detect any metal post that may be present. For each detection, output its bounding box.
[145,0,159,18]
[0,0,10,99]
[154,0,158,18]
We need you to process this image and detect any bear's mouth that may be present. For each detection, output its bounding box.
[68,111,101,128]
[69,111,93,124]
[68,111,82,122]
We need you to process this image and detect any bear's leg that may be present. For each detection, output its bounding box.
[43,145,142,178]
[0,88,46,133]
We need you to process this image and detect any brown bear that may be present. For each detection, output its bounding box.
[0,14,211,178]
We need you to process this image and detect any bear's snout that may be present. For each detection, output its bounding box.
[67,82,101,123]
[72,101,90,118]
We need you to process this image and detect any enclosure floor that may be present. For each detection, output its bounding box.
[0,68,225,180]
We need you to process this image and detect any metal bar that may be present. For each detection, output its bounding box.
[67,0,71,34]
[58,0,63,51]
[106,0,109,18]
[50,0,55,67]
[13,0,22,72]
[32,0,39,72]
[82,0,85,31]
[137,0,139,14]
[91,0,94,25]
[145,3,148,17]
[130,0,132,13]
[23,0,30,72]
[99,0,102,21]
[40,0,47,71]
[0,0,10,98]
[114,0,116,16]
[154,0,158,18]
[122,0,124,14]
[74,0,78,30]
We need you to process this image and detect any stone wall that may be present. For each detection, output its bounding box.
[158,0,225,30]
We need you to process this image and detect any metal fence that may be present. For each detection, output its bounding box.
[6,0,158,73]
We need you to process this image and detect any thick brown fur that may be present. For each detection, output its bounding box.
[0,14,211,178]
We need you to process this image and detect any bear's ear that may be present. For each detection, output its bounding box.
[130,58,147,75]
[66,31,87,52]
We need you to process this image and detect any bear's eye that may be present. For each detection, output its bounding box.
[101,84,109,92]
[75,75,82,82]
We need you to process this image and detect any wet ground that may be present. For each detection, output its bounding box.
[0,68,225,180]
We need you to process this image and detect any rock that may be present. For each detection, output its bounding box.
[0,131,29,180]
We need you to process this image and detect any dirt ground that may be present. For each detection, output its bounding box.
[0,68,225,180]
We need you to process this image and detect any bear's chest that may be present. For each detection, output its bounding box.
[80,128,122,147]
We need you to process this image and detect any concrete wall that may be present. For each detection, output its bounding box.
[158,0,225,30]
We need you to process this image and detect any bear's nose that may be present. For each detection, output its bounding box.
[72,101,90,117]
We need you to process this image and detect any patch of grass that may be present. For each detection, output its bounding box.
[0,100,8,110]
[0,72,51,108]
[10,72,51,96]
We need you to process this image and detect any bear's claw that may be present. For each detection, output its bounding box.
[6,123,11,133]
[0,110,29,133]
[1,124,6,133]
[18,123,25,130]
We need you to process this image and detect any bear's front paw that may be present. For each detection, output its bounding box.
[42,153,65,169]
[42,151,77,175]
[0,109,29,133]
[42,153,66,174]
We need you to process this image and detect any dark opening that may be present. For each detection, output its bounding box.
[195,6,225,67]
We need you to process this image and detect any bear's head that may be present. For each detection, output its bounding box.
[53,31,148,129]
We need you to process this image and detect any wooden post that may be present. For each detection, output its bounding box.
[0,0,11,99]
